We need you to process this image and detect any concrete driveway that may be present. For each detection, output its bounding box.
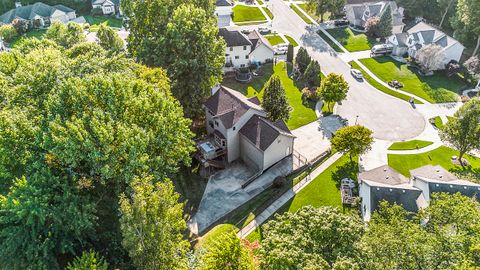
[246,0,426,141]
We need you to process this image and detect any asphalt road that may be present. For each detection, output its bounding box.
[239,0,426,141]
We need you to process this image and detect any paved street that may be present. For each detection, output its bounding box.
[264,0,426,141]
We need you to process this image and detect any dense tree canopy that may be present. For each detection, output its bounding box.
[318,73,349,111]
[331,125,373,161]
[0,36,195,268]
[262,75,290,122]
[97,24,124,53]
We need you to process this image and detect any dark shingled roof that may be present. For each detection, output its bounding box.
[419,30,435,44]
[216,0,233,6]
[239,115,293,151]
[359,165,410,186]
[435,35,448,47]
[204,86,263,129]
[410,165,458,182]
[429,183,480,199]
[219,28,252,47]
[247,96,261,105]
[370,187,423,214]
[395,32,408,46]
[0,2,74,24]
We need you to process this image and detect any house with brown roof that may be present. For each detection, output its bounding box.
[359,164,480,221]
[200,85,294,172]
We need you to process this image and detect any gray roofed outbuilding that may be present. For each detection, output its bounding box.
[239,115,293,151]
[219,28,252,47]
[410,165,458,182]
[359,165,410,185]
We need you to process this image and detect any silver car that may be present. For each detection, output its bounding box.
[350,69,363,80]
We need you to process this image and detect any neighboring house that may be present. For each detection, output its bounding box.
[215,0,233,27]
[91,0,121,16]
[219,28,274,69]
[359,164,480,221]
[0,2,76,27]
[344,0,405,34]
[387,22,465,68]
[200,85,294,172]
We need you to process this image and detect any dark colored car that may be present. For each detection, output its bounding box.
[334,19,349,26]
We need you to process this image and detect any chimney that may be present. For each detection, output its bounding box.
[15,1,22,8]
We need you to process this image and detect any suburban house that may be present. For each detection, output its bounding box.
[219,28,274,69]
[387,22,465,68]
[215,0,233,27]
[198,85,295,173]
[359,165,480,221]
[91,0,121,16]
[344,0,405,34]
[0,2,76,27]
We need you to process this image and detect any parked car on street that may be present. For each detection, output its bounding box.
[274,43,289,55]
[350,69,363,80]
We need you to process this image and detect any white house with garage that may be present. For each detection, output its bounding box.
[215,0,233,27]
[199,85,295,173]
[344,0,405,34]
[219,28,274,69]
[387,22,465,68]
[91,0,121,16]
[359,165,480,221]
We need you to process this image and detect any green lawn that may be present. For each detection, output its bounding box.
[326,27,375,52]
[317,30,343,52]
[285,35,298,47]
[9,29,47,48]
[432,116,444,129]
[388,140,434,151]
[265,35,284,46]
[257,0,264,4]
[283,154,358,213]
[196,224,237,249]
[262,7,274,19]
[298,3,328,22]
[84,15,123,28]
[359,57,468,103]
[223,62,317,130]
[291,4,313,24]
[232,5,267,22]
[388,146,480,182]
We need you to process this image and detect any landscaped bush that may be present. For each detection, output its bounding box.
[301,87,319,102]
[0,24,18,42]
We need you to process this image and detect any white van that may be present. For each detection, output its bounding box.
[371,44,393,55]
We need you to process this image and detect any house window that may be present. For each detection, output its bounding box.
[235,56,239,59]
[222,140,226,147]
[240,64,245,67]
[215,121,219,126]
[209,121,214,129]
[243,46,247,50]
[233,127,236,130]
[229,47,233,51]
[245,55,249,59]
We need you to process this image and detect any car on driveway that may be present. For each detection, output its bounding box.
[350,68,363,80]
[274,43,289,55]
[334,19,349,27]
[258,26,271,34]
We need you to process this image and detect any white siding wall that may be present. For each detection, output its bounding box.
[392,24,404,34]
[263,134,294,170]
[444,43,464,65]
[239,135,264,171]
[226,109,266,162]
[205,108,216,135]
[359,181,372,221]
[249,44,274,64]
[215,6,232,17]
[412,178,431,202]
[226,45,251,68]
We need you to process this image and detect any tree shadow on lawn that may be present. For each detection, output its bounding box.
[331,159,359,189]
[221,64,274,97]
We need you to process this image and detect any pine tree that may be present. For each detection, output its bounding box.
[304,60,322,90]
[295,47,311,74]
[287,44,294,63]
[262,75,290,122]
[377,5,393,38]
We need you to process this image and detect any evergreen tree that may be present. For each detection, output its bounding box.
[377,5,393,38]
[97,24,124,53]
[303,60,322,89]
[287,44,294,63]
[262,75,290,122]
[67,250,109,270]
[295,47,311,74]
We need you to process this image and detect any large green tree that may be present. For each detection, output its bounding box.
[66,250,109,270]
[295,47,311,74]
[331,125,373,162]
[262,75,290,122]
[97,24,124,53]
[260,206,364,269]
[303,60,322,89]
[121,0,223,117]
[318,73,349,111]
[455,0,480,55]
[45,21,85,48]
[119,176,189,270]
[440,98,480,168]
[377,5,393,38]
[0,37,195,268]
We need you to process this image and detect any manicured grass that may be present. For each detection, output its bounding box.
[265,35,284,46]
[9,29,47,48]
[285,35,298,47]
[232,5,267,22]
[235,21,268,26]
[298,3,328,22]
[291,4,312,24]
[388,146,480,181]
[317,30,343,52]
[84,15,123,28]
[322,101,335,115]
[257,0,264,5]
[359,57,467,103]
[432,116,444,129]
[326,27,375,52]
[223,62,317,130]
[196,224,237,249]
[349,61,423,104]
[388,140,434,151]
[262,7,274,19]
[283,154,358,213]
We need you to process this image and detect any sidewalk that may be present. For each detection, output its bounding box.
[237,152,343,239]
